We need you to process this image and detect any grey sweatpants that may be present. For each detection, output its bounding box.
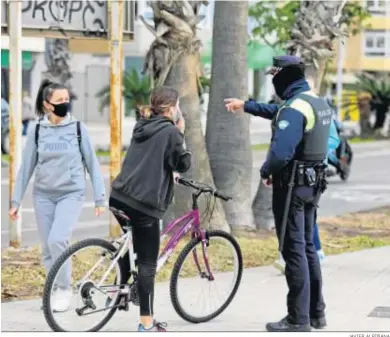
[34,193,84,289]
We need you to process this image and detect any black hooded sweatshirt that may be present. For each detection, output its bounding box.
[111,115,191,219]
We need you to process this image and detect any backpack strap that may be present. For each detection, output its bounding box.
[76,121,86,171]
[76,121,82,152]
[35,123,40,148]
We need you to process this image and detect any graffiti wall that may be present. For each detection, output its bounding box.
[20,0,107,32]
[1,0,134,36]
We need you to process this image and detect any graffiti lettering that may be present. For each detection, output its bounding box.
[20,0,108,33]
[21,0,49,21]
[68,1,83,23]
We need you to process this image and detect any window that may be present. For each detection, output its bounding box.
[364,30,389,56]
[124,1,136,33]
[365,0,387,15]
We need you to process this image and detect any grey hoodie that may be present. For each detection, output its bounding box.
[11,114,106,208]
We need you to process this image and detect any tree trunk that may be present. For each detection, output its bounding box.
[373,104,388,130]
[206,1,254,228]
[253,69,261,100]
[44,39,73,91]
[252,180,274,230]
[166,54,229,232]
[358,99,372,137]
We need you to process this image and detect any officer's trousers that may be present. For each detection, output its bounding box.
[272,183,326,325]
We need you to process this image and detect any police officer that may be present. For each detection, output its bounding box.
[225,56,332,332]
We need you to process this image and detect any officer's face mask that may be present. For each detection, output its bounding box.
[272,65,305,99]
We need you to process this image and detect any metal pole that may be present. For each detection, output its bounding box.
[336,36,345,121]
[8,0,23,248]
[109,0,124,238]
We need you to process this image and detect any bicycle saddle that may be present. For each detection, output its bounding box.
[109,207,131,221]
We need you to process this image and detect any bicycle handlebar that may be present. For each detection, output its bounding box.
[177,177,232,202]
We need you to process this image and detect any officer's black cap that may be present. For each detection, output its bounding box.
[266,55,305,74]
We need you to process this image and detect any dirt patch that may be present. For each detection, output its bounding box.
[318,206,390,238]
[2,206,390,302]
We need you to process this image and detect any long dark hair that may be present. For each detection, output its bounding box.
[138,86,179,119]
[35,79,67,117]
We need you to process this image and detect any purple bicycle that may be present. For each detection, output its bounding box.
[42,178,243,332]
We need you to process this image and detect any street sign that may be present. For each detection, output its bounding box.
[1,0,135,40]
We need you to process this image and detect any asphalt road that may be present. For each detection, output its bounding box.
[2,141,390,248]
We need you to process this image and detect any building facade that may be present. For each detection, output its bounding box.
[336,0,390,73]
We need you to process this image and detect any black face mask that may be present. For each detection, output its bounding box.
[49,102,69,117]
[272,65,305,99]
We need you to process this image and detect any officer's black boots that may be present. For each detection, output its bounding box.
[265,316,311,332]
[311,316,327,329]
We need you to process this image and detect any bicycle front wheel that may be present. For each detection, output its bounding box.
[169,230,243,323]
[42,238,127,332]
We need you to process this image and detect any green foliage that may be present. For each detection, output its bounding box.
[198,75,211,104]
[199,75,211,91]
[354,72,390,106]
[340,2,371,35]
[248,1,299,48]
[96,68,151,117]
[249,1,370,48]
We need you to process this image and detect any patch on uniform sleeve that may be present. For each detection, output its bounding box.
[278,120,290,130]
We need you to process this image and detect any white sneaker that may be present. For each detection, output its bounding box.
[52,289,72,312]
[317,249,326,263]
[273,259,286,274]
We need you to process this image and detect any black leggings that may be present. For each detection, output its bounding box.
[109,197,160,317]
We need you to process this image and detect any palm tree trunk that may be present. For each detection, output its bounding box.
[305,63,327,95]
[44,38,73,91]
[206,1,254,228]
[141,1,229,232]
[165,54,229,231]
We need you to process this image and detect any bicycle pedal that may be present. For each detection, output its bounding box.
[129,282,140,306]
[118,296,129,311]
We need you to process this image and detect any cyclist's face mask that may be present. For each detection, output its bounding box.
[272,65,305,99]
[169,101,181,123]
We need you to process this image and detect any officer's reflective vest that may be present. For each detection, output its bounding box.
[271,91,332,161]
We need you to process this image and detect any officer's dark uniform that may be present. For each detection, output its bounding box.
[244,56,332,332]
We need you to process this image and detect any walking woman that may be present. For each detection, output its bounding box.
[9,79,106,312]
[109,86,191,332]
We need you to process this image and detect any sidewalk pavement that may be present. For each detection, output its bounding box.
[1,246,389,332]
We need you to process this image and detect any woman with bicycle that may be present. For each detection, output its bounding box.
[9,79,106,312]
[109,86,191,332]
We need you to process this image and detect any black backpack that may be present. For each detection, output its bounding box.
[35,121,83,158]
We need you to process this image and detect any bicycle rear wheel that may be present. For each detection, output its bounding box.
[42,238,127,332]
[169,230,243,323]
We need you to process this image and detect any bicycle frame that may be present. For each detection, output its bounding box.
[157,208,215,280]
[80,207,215,291]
